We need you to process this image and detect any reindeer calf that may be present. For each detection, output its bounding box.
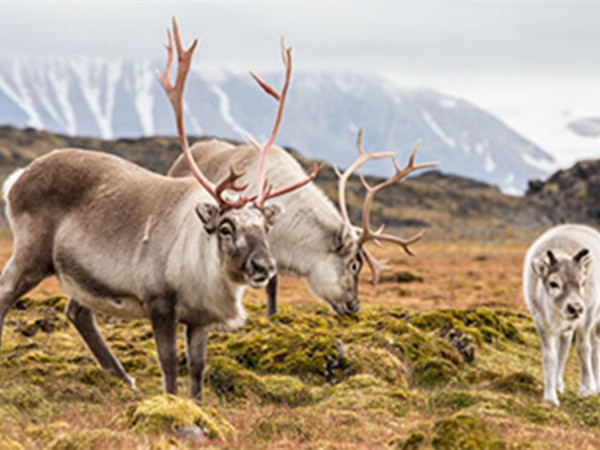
[524,224,600,405]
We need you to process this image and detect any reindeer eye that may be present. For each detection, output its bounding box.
[549,281,559,289]
[219,224,232,237]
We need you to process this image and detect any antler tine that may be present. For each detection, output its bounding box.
[260,162,324,203]
[335,129,395,226]
[245,38,318,208]
[358,141,437,257]
[362,248,389,285]
[157,18,255,209]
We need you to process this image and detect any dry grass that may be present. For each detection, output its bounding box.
[1,231,599,449]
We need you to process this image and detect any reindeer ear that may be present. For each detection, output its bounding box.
[195,203,219,233]
[262,203,283,227]
[532,257,550,278]
[574,248,592,272]
[333,224,355,254]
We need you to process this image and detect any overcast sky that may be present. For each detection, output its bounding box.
[1,1,599,164]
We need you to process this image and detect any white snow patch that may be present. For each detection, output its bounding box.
[439,97,457,109]
[0,59,43,129]
[484,153,496,173]
[422,110,455,148]
[47,58,77,135]
[70,58,122,139]
[196,65,230,84]
[475,141,488,155]
[522,151,557,173]
[209,84,248,138]
[132,60,155,136]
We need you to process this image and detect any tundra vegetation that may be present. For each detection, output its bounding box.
[1,238,600,448]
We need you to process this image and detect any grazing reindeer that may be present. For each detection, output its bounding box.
[169,127,436,315]
[0,19,313,399]
[524,224,600,405]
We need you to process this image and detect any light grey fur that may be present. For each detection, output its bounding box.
[523,224,600,405]
[168,140,362,316]
[0,148,279,399]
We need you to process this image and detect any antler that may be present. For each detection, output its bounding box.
[156,18,256,208]
[246,38,322,208]
[333,129,396,226]
[334,130,437,283]
[358,140,437,256]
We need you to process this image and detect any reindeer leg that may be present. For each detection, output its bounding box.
[576,328,597,396]
[0,254,49,360]
[556,331,572,394]
[185,324,208,400]
[65,298,135,388]
[148,299,178,395]
[266,275,278,317]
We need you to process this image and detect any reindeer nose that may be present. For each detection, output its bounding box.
[566,303,584,319]
[347,298,360,314]
[248,254,275,282]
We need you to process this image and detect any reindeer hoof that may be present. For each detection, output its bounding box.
[579,386,596,397]
[543,395,560,406]
[127,377,139,392]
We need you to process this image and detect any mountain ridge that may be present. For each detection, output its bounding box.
[2,125,595,241]
[0,57,554,193]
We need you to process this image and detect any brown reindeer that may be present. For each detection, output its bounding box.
[0,19,313,399]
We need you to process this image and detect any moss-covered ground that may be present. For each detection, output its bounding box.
[0,240,599,448]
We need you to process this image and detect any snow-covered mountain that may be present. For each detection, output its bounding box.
[0,57,555,193]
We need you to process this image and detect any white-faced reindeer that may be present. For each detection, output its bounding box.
[0,20,313,399]
[169,127,436,316]
[524,224,600,405]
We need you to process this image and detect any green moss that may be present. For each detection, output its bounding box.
[412,358,458,389]
[260,374,319,406]
[320,374,409,417]
[410,308,524,344]
[430,389,483,411]
[562,393,600,427]
[0,383,51,420]
[217,316,354,385]
[346,343,407,387]
[432,413,506,449]
[122,395,235,441]
[389,430,428,449]
[205,356,264,402]
[490,372,541,395]
[206,356,318,406]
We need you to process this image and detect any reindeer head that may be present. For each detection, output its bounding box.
[532,248,591,321]
[320,130,436,315]
[157,19,317,289]
[304,224,362,315]
[196,203,281,287]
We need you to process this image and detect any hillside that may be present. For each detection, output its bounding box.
[0,58,554,192]
[4,125,600,240]
[527,159,600,224]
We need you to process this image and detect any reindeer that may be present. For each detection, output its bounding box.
[524,224,600,405]
[169,126,436,316]
[0,19,313,399]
